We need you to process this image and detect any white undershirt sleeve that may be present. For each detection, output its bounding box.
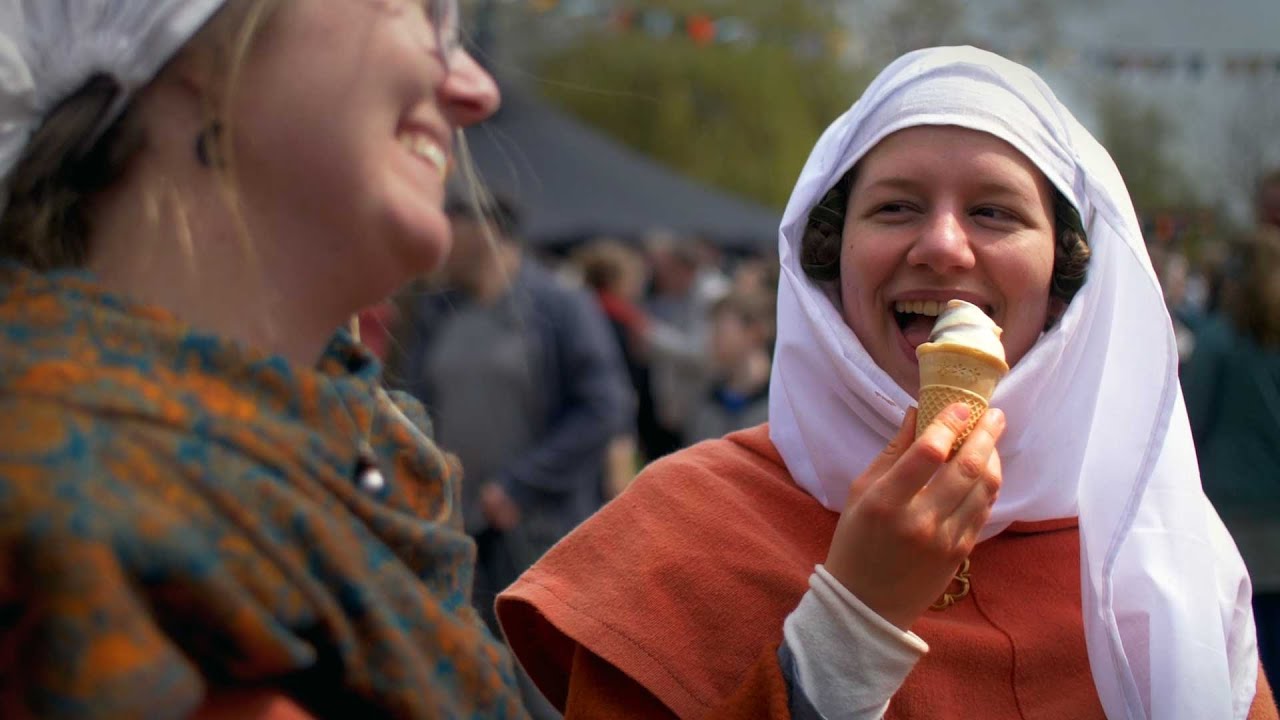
[781,564,929,719]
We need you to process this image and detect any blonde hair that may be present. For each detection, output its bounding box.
[0,0,284,271]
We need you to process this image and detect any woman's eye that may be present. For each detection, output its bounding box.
[876,202,911,215]
[973,206,1017,222]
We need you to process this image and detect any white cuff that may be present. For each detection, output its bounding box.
[782,565,928,719]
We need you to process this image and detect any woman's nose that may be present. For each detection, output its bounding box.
[439,50,501,128]
[906,210,975,273]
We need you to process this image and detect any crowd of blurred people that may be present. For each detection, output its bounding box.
[380,202,786,498]
[1174,169,1280,693]
[569,230,779,473]
[376,196,781,716]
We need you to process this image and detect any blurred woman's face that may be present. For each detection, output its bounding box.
[227,0,499,291]
[709,310,753,372]
[838,125,1055,396]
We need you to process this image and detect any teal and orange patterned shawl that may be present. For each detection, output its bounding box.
[0,264,525,718]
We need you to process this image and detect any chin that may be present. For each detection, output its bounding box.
[382,210,453,277]
[399,239,452,281]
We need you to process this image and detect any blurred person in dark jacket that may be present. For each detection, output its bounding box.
[1183,221,1280,694]
[392,194,633,632]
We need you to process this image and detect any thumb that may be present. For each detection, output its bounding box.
[845,407,917,507]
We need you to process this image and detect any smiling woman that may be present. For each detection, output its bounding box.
[834,126,1057,395]
[496,46,1279,719]
[0,1,522,718]
[795,125,1092,396]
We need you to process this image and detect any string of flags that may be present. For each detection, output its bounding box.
[524,0,1280,79]
[528,0,851,59]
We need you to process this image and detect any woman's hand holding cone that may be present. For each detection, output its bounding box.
[824,403,1006,630]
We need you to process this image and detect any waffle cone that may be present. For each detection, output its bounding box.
[914,343,1008,441]
[915,384,989,441]
[916,343,1007,398]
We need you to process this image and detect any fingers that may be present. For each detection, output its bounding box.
[846,408,918,506]
[919,407,1005,517]
[871,403,972,506]
[872,407,919,476]
[943,444,1003,548]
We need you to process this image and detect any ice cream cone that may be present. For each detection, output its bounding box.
[914,342,1008,441]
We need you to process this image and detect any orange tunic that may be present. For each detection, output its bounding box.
[498,424,1279,718]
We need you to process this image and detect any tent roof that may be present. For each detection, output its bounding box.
[462,81,783,253]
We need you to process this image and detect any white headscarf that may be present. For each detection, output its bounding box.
[769,46,1259,719]
[0,0,227,208]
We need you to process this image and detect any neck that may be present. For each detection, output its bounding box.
[85,176,352,367]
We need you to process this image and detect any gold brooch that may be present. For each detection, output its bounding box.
[930,558,972,610]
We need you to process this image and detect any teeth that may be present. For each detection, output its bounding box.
[893,300,943,316]
[399,132,447,174]
[893,299,996,318]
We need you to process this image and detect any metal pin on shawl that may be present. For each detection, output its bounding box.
[355,441,386,494]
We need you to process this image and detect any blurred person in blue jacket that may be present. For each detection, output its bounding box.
[392,193,634,633]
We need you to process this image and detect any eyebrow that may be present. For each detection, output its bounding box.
[858,177,924,195]
[858,176,1041,205]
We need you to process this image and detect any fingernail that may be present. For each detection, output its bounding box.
[989,408,1006,429]
[950,404,971,422]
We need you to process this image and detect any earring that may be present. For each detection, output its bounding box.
[195,121,224,168]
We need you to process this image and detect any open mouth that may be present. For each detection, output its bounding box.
[397,130,448,176]
[892,299,994,349]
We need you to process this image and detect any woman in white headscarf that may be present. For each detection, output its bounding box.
[0,1,523,718]
[497,46,1278,719]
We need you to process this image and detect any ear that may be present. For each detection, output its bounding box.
[160,41,223,108]
[123,39,219,147]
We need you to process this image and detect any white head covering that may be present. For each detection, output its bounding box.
[0,0,227,209]
[769,46,1259,719]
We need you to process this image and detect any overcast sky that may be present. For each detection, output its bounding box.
[1068,0,1279,53]
[1055,0,1279,217]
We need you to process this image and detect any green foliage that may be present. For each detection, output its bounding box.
[532,12,871,208]
[1095,86,1198,214]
